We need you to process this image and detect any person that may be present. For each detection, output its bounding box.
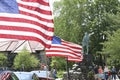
[53,68,57,79]
[118,69,120,79]
[94,65,99,80]
[43,64,48,71]
[104,66,109,80]
[108,70,111,80]
[111,66,117,80]
[98,66,104,80]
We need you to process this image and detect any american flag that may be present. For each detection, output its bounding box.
[0,71,10,80]
[0,0,54,48]
[46,36,83,62]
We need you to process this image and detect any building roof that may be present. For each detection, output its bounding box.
[0,40,44,53]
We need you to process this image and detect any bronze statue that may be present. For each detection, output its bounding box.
[82,32,89,55]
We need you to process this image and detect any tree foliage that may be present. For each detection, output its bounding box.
[102,10,120,67]
[102,29,120,67]
[13,48,39,71]
[0,53,8,67]
[53,0,120,54]
[53,0,120,66]
[50,57,66,70]
[54,0,86,43]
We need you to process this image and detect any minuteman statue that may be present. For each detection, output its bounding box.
[82,32,90,55]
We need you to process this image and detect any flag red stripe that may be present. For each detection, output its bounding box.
[68,58,82,62]
[20,11,53,23]
[68,56,83,62]
[62,41,82,50]
[47,46,82,53]
[46,54,82,58]
[46,54,68,57]
[19,3,52,15]
[0,25,52,39]
[46,49,82,57]
[62,43,82,50]
[22,0,49,6]
[0,17,54,32]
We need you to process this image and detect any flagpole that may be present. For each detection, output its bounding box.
[43,49,49,80]
[66,58,70,80]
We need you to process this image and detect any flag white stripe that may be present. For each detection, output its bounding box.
[0,30,51,44]
[17,0,51,11]
[0,13,54,28]
[47,48,81,56]
[0,21,53,36]
[62,41,82,48]
[46,51,82,57]
[19,7,53,20]
[51,44,82,52]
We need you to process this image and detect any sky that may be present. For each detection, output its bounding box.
[49,0,54,11]
[49,0,60,11]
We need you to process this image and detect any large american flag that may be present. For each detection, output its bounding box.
[0,0,54,48]
[46,36,83,62]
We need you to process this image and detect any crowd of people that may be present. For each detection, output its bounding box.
[94,65,120,80]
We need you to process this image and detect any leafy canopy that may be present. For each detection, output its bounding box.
[0,53,8,67]
[13,48,39,71]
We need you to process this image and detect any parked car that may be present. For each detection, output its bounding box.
[31,70,54,80]
[14,71,39,80]
[0,70,19,80]
[0,70,55,80]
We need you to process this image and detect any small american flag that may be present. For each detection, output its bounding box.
[1,72,10,80]
[0,0,54,48]
[46,36,83,62]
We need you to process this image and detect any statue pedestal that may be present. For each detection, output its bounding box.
[77,54,94,80]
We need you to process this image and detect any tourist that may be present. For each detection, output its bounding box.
[98,66,104,80]
[118,69,120,79]
[53,68,57,79]
[111,66,117,80]
[108,70,111,80]
[94,65,99,80]
[104,65,109,80]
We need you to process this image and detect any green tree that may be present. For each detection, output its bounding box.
[53,0,120,67]
[50,57,74,78]
[53,0,120,55]
[102,29,120,67]
[13,48,39,71]
[0,53,8,67]
[86,0,120,54]
[101,9,120,67]
[54,0,86,43]
[50,57,66,70]
[54,0,120,57]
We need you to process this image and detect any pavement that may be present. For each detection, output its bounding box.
[54,75,120,80]
[111,75,120,80]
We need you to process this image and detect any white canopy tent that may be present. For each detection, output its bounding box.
[0,40,44,53]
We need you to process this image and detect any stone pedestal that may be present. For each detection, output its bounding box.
[62,64,86,80]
